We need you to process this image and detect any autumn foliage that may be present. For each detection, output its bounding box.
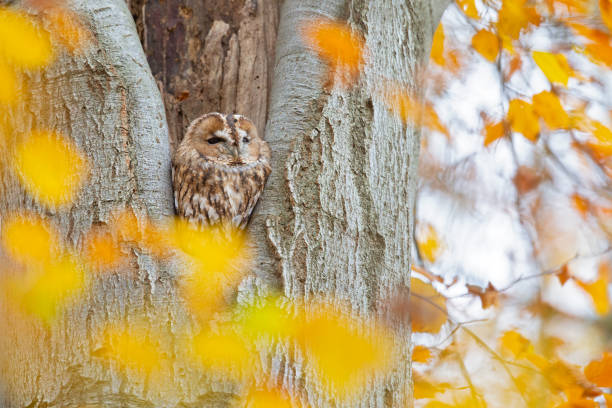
[2,0,612,407]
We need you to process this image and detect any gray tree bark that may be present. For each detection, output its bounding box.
[248,1,451,406]
[0,0,450,407]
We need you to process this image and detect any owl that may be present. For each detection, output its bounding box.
[172,113,271,229]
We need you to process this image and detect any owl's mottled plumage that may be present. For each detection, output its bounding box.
[172,113,271,229]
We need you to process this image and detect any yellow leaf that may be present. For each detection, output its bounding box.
[97,324,163,375]
[431,24,445,66]
[601,0,612,33]
[532,91,570,130]
[300,303,395,398]
[414,373,449,399]
[7,255,86,323]
[483,120,505,146]
[301,18,365,86]
[409,277,448,334]
[171,220,250,319]
[472,29,499,62]
[532,51,573,87]
[412,345,432,363]
[500,330,534,359]
[576,262,610,316]
[2,213,60,265]
[191,327,255,379]
[417,223,443,263]
[0,7,53,68]
[507,99,540,142]
[456,0,479,19]
[0,62,19,104]
[585,353,612,387]
[234,296,300,343]
[14,131,89,208]
[170,219,250,271]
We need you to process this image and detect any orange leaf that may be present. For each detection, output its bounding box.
[532,91,570,130]
[514,166,542,194]
[601,0,612,33]
[466,282,499,309]
[506,54,523,79]
[82,229,123,272]
[431,24,445,66]
[507,99,540,142]
[241,386,302,408]
[498,0,541,42]
[472,29,499,62]
[383,88,448,135]
[483,120,505,146]
[556,264,572,285]
[584,42,612,68]
[301,18,365,87]
[409,278,448,334]
[456,0,479,19]
[585,353,612,387]
[43,7,92,54]
[572,193,590,217]
[412,345,433,363]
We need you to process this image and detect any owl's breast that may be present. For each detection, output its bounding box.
[172,158,271,229]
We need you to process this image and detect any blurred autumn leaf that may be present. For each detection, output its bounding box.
[240,386,303,408]
[532,51,573,87]
[0,7,53,68]
[300,303,395,398]
[407,278,447,334]
[2,214,60,265]
[95,324,164,375]
[507,98,540,142]
[191,326,256,379]
[585,352,612,387]
[301,18,366,87]
[472,29,500,62]
[13,131,89,208]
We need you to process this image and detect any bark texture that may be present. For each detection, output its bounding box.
[0,1,233,407]
[0,0,450,406]
[247,0,451,406]
[127,0,280,152]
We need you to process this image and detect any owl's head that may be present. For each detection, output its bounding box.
[182,113,270,166]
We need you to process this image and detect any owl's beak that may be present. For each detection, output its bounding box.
[230,146,243,164]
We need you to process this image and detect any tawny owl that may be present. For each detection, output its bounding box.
[172,113,271,229]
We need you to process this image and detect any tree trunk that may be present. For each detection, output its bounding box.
[126,0,280,152]
[249,1,450,406]
[0,0,450,407]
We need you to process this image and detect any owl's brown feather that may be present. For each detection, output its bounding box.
[172,113,271,229]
